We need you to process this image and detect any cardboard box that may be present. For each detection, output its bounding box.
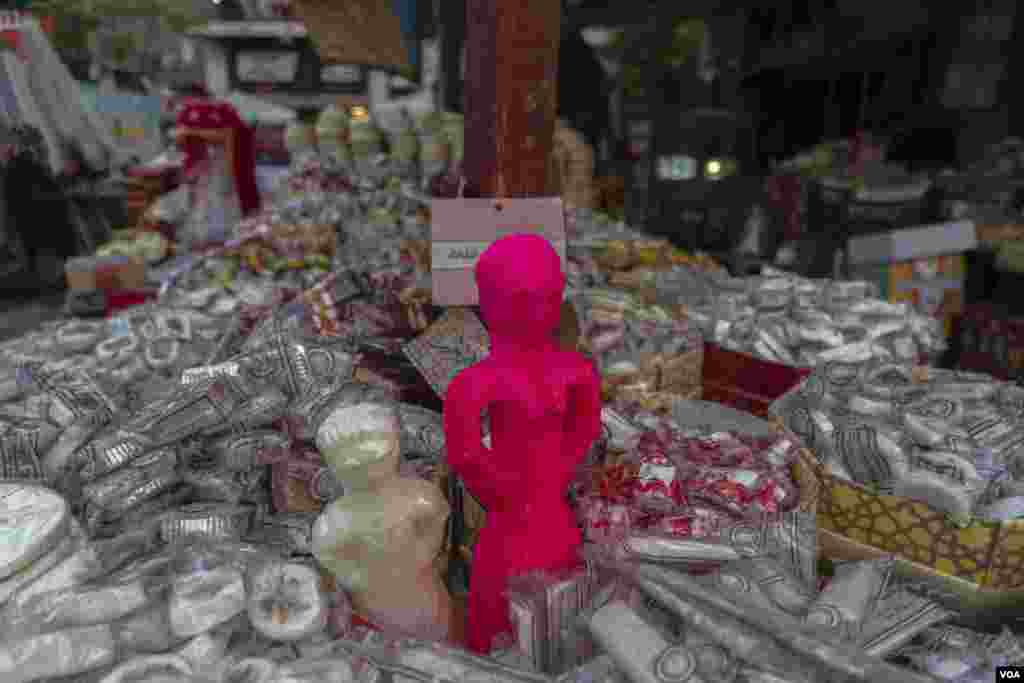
[847,221,976,338]
[956,303,1024,381]
[65,256,146,292]
[701,342,811,418]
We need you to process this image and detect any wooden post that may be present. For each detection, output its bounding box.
[439,0,465,113]
[463,0,561,197]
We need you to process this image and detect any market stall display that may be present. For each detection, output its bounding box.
[9,56,1024,679]
[772,359,1024,611]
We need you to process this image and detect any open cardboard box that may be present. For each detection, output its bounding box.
[65,255,147,292]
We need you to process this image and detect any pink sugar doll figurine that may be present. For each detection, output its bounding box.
[443,233,602,653]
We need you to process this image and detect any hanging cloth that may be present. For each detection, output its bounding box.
[0,52,17,128]
[3,48,64,174]
[21,21,114,169]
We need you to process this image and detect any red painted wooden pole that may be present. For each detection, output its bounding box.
[463,0,561,197]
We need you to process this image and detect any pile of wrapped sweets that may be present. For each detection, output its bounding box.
[574,403,806,547]
[772,360,1024,524]
[580,526,1018,683]
[682,269,946,368]
[569,290,702,400]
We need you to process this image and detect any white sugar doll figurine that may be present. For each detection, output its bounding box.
[312,402,452,640]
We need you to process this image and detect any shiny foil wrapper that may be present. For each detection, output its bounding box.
[72,429,157,484]
[587,601,705,683]
[247,512,317,555]
[54,320,106,354]
[92,485,193,539]
[0,417,55,482]
[601,407,642,453]
[856,583,953,658]
[157,311,193,340]
[81,447,180,527]
[159,503,255,543]
[804,559,893,642]
[397,404,445,461]
[508,591,546,673]
[126,376,249,446]
[626,563,935,683]
[95,331,140,363]
[205,430,292,471]
[144,337,182,371]
[231,338,358,400]
[213,387,291,435]
[29,366,117,428]
[730,557,815,615]
[700,568,785,616]
[544,569,596,674]
[620,524,769,565]
[830,422,907,487]
[184,466,268,506]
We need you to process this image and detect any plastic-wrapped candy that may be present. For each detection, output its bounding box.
[81,448,180,532]
[0,520,82,606]
[2,576,155,639]
[802,559,893,642]
[772,359,1024,521]
[505,567,597,675]
[169,563,248,639]
[22,363,118,428]
[618,562,936,683]
[222,657,280,683]
[159,503,255,544]
[577,496,632,545]
[246,513,317,556]
[111,602,182,656]
[0,483,71,581]
[904,626,1024,681]
[855,582,953,658]
[247,561,329,642]
[0,623,118,683]
[206,430,292,471]
[623,445,686,513]
[588,601,707,683]
[725,556,815,615]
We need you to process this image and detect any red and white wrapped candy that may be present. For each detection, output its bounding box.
[578,495,632,544]
[627,448,686,512]
[678,464,798,516]
[674,431,759,468]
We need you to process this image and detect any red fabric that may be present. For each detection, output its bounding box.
[443,234,602,653]
[176,99,261,216]
[701,341,811,397]
[766,173,804,241]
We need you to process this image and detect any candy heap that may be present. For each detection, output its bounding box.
[683,269,946,368]
[570,290,702,402]
[575,403,804,549]
[774,360,1024,524]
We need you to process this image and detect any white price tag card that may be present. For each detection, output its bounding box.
[430,197,566,306]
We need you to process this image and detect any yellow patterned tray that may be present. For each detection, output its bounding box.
[794,456,1024,612]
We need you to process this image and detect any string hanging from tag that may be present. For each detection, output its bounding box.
[494,109,508,211]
